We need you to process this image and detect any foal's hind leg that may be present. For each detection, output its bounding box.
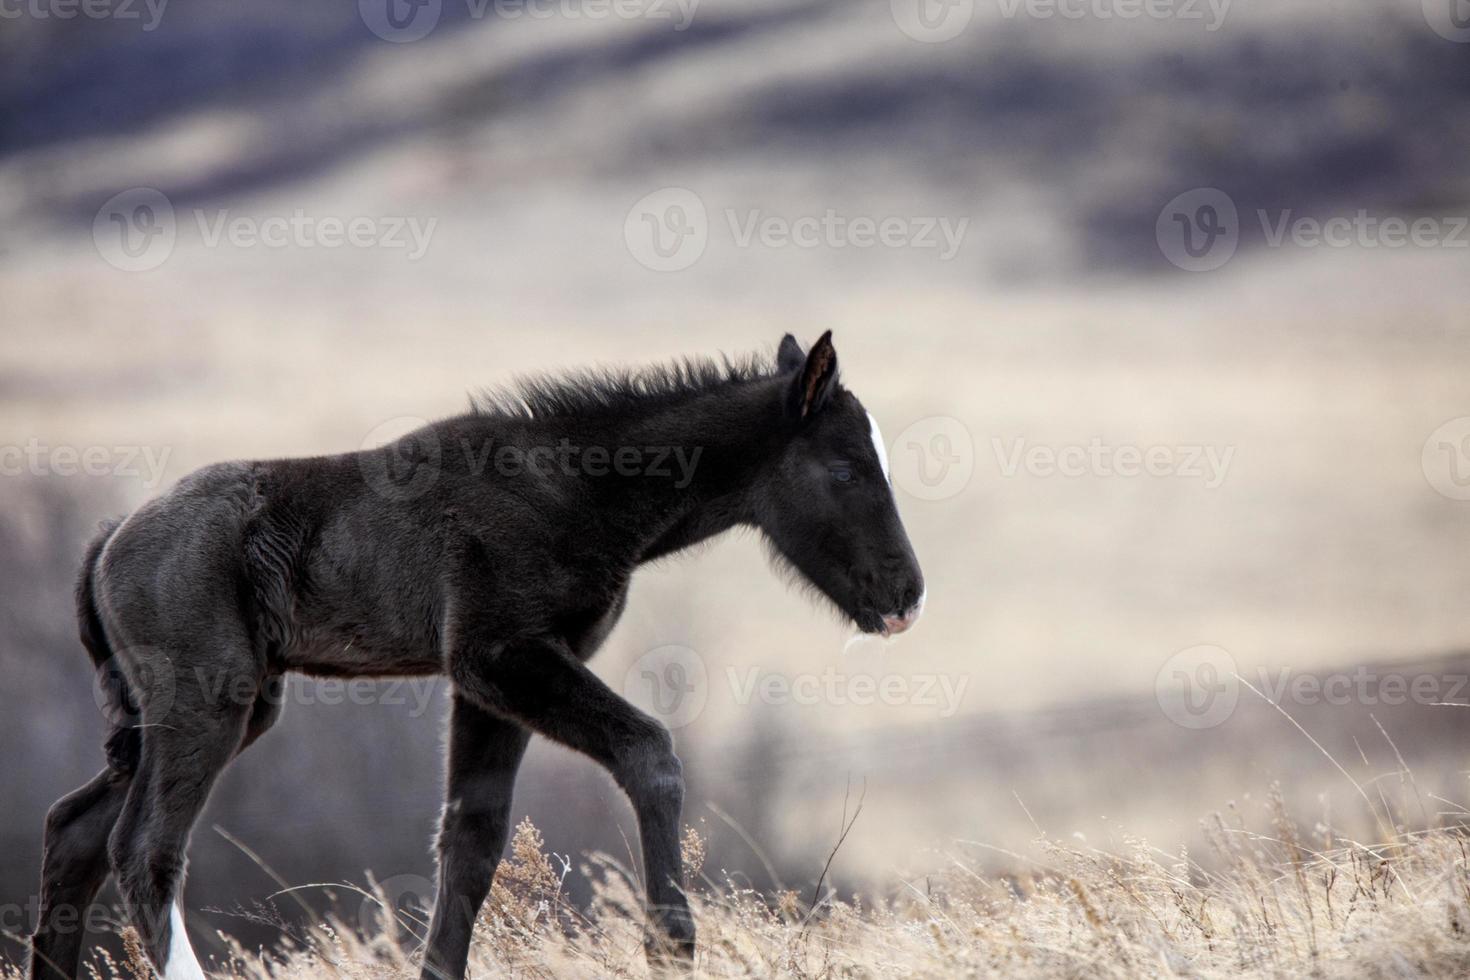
[30,683,277,980]
[29,769,132,980]
[421,698,531,980]
[108,653,259,979]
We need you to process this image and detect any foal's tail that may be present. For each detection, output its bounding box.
[76,518,141,776]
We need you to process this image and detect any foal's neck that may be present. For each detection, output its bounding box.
[611,377,788,563]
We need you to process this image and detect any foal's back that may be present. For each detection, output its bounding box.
[96,421,618,683]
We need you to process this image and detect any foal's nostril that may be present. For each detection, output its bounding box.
[897,584,922,612]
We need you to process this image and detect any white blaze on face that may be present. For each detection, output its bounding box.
[866,411,891,483]
[164,903,207,980]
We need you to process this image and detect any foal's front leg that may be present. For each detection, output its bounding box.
[421,699,531,980]
[450,634,695,964]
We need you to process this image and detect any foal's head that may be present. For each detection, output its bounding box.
[755,332,926,637]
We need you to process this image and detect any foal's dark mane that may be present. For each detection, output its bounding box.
[469,350,783,420]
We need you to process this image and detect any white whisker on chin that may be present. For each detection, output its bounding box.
[843,632,893,656]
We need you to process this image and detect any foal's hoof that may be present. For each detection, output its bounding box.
[644,934,695,971]
[644,906,695,969]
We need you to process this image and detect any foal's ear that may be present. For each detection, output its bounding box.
[777,333,805,373]
[787,330,838,420]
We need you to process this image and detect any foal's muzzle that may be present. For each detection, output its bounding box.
[879,590,926,637]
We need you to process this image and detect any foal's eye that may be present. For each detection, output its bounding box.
[830,466,854,484]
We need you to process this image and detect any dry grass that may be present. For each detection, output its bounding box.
[6,685,1467,979]
[15,794,1470,980]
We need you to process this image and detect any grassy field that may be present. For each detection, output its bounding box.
[20,794,1470,979]
[6,2,1470,975]
[10,708,1468,980]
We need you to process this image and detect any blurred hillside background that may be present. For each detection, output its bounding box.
[4,0,1470,966]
